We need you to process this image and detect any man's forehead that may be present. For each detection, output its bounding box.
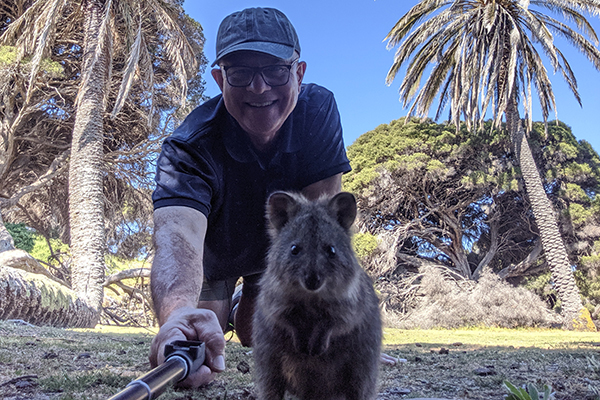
[219,51,285,66]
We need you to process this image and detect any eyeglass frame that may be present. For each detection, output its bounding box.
[221,60,299,87]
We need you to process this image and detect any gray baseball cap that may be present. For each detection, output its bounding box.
[212,7,301,67]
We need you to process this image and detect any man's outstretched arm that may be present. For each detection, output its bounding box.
[150,206,226,387]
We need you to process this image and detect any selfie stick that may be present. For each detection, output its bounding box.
[107,340,205,400]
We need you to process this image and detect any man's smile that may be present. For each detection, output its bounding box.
[247,100,277,108]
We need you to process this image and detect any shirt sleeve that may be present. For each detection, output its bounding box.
[297,85,352,188]
[152,136,217,217]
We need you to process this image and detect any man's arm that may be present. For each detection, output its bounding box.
[151,206,206,324]
[301,173,343,200]
[150,206,226,387]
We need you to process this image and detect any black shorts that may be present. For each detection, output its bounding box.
[198,273,261,301]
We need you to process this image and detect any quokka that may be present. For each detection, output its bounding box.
[253,191,382,400]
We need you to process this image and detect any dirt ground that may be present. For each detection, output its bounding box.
[0,320,599,400]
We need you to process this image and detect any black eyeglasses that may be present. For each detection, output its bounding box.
[222,61,298,87]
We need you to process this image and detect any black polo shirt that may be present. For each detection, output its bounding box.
[153,83,351,281]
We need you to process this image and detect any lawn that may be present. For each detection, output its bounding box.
[0,321,598,399]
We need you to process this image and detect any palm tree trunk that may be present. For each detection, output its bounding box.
[505,103,594,331]
[68,0,108,323]
[0,264,97,328]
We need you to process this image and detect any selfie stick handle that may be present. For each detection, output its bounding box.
[107,340,205,400]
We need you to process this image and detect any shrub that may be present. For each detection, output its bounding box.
[5,223,35,252]
[503,380,553,400]
[353,232,378,259]
[30,235,70,267]
[390,266,559,329]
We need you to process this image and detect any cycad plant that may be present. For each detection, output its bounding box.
[504,380,553,400]
[385,0,600,330]
[1,0,200,320]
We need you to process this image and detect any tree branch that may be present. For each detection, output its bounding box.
[498,239,544,279]
[103,268,150,287]
[0,149,69,208]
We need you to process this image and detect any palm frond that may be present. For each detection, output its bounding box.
[385,0,453,49]
[24,0,65,104]
[111,19,143,118]
[0,0,52,54]
[386,0,600,132]
[139,39,155,128]
[150,0,198,108]
[0,0,66,104]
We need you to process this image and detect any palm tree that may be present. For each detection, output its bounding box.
[1,0,200,321]
[385,0,600,330]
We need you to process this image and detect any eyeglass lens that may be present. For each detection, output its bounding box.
[225,65,293,87]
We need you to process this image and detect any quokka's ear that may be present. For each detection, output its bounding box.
[328,192,357,230]
[267,192,300,231]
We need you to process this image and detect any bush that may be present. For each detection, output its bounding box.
[353,232,378,259]
[30,235,70,267]
[389,266,560,329]
[5,223,35,252]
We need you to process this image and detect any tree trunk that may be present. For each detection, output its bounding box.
[0,211,15,253]
[505,104,595,331]
[0,264,97,328]
[68,0,108,321]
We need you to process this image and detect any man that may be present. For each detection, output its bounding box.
[149,7,351,387]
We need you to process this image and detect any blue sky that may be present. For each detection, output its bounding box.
[183,1,600,153]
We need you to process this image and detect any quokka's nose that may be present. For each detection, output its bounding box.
[304,271,322,291]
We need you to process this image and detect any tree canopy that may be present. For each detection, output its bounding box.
[384,0,600,329]
[344,118,600,315]
[0,0,207,258]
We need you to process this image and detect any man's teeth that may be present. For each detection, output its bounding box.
[249,101,275,107]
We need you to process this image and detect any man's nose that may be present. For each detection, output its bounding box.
[247,72,271,94]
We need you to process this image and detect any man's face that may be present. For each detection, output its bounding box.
[212,51,306,148]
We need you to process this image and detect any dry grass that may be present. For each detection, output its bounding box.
[0,321,599,400]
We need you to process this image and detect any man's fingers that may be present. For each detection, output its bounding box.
[210,354,226,372]
[188,312,226,373]
[201,334,226,372]
[177,365,218,388]
[149,326,187,367]
[380,352,398,365]
[149,307,226,388]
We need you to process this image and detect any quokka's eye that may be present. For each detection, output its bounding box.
[291,245,301,255]
[326,245,336,257]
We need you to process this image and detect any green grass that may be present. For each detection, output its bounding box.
[1,322,599,399]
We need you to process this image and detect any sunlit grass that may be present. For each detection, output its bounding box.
[383,327,600,348]
[77,325,600,350]
[70,324,157,336]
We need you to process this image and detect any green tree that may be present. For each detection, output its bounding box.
[1,0,205,323]
[345,118,600,326]
[345,118,531,280]
[385,0,600,330]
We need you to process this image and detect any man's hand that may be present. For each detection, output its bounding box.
[380,352,398,365]
[150,307,226,387]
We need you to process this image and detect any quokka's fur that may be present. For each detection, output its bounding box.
[253,191,382,400]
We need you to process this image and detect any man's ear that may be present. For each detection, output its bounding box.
[211,68,225,91]
[295,61,307,86]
